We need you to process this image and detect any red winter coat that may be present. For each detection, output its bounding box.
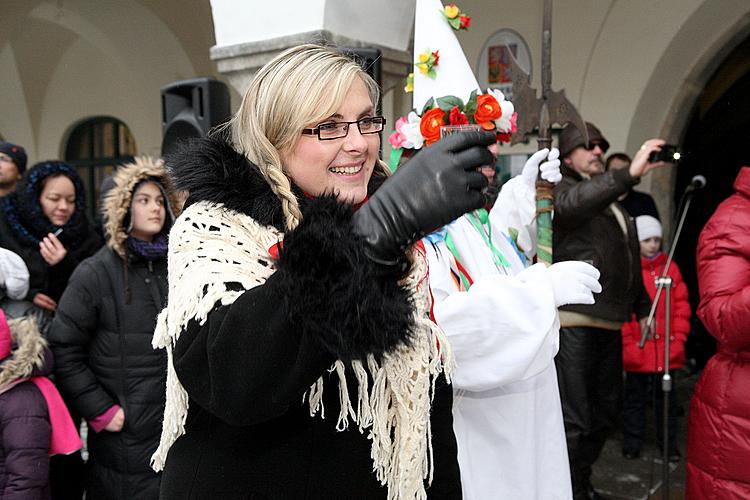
[686,166,750,500]
[621,253,691,372]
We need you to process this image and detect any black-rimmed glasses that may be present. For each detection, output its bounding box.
[301,116,386,140]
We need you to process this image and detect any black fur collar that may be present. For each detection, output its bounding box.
[166,136,289,231]
[166,136,386,232]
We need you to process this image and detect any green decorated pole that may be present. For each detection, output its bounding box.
[535,0,554,264]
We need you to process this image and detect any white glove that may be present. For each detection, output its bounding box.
[547,261,602,307]
[521,148,562,186]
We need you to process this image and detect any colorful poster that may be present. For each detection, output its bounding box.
[488,44,518,84]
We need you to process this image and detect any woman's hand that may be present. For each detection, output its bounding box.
[39,232,68,266]
[33,293,57,312]
[105,408,125,432]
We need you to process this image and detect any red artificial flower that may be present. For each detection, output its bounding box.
[497,132,512,143]
[432,50,440,67]
[420,108,446,145]
[449,106,469,125]
[459,15,471,29]
[473,94,502,130]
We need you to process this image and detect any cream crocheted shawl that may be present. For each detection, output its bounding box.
[150,200,453,500]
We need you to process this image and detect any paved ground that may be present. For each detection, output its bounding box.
[591,368,699,500]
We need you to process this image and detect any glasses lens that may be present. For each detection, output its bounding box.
[318,122,349,139]
[358,117,384,134]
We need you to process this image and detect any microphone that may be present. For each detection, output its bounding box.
[685,175,706,192]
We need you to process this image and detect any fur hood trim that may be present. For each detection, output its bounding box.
[103,156,181,258]
[0,316,47,389]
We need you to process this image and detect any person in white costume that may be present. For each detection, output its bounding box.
[424,149,599,500]
[409,1,601,498]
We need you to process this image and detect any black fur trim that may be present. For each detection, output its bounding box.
[165,136,391,232]
[275,195,415,362]
[165,136,289,231]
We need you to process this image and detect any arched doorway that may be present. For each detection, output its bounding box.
[672,35,750,367]
[64,116,137,220]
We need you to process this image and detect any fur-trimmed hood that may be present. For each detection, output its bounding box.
[102,156,181,258]
[0,316,48,390]
[166,135,387,231]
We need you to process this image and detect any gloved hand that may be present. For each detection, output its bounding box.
[521,148,562,186]
[353,131,496,266]
[546,261,602,307]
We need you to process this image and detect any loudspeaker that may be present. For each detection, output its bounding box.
[339,47,382,111]
[161,77,231,156]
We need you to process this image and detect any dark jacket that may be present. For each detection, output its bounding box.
[0,215,101,305]
[0,163,102,305]
[48,158,174,500]
[158,137,461,499]
[0,319,53,500]
[687,166,750,499]
[553,165,651,323]
[619,189,660,220]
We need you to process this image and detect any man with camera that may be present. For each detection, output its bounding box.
[552,122,670,500]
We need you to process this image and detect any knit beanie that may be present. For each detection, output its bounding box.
[636,215,662,241]
[0,142,28,174]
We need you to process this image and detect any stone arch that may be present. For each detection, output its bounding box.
[626,1,750,226]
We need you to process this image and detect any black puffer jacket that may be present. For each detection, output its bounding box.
[48,158,176,499]
[553,165,651,322]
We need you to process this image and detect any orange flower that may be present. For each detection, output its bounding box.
[420,108,446,145]
[473,94,502,129]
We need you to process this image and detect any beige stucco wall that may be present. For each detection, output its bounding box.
[0,0,219,163]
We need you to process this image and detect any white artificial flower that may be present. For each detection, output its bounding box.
[486,88,514,132]
[496,100,515,133]
[488,88,506,103]
[401,111,424,150]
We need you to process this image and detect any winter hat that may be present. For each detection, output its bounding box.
[0,142,28,174]
[558,122,610,159]
[636,215,662,241]
[0,309,10,360]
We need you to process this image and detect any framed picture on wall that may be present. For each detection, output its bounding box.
[476,29,532,100]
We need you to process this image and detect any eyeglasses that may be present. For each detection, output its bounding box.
[584,141,608,154]
[301,116,386,140]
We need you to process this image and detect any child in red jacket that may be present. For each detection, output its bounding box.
[621,215,691,461]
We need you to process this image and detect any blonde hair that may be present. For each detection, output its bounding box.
[228,44,388,230]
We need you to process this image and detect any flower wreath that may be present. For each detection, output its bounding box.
[388,88,517,170]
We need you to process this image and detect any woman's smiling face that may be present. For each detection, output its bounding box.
[281,77,379,205]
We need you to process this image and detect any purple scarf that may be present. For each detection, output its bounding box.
[126,234,168,261]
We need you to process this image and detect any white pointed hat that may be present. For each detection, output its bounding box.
[412,0,480,111]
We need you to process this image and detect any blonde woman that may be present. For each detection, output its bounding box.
[153,44,495,499]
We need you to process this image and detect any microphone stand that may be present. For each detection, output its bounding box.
[639,184,697,499]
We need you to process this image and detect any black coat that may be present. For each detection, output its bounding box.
[553,165,651,322]
[49,247,167,499]
[0,213,101,305]
[158,137,462,499]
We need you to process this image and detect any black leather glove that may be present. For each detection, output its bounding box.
[353,130,495,267]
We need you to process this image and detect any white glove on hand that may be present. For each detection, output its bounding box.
[521,148,562,186]
[547,261,602,307]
